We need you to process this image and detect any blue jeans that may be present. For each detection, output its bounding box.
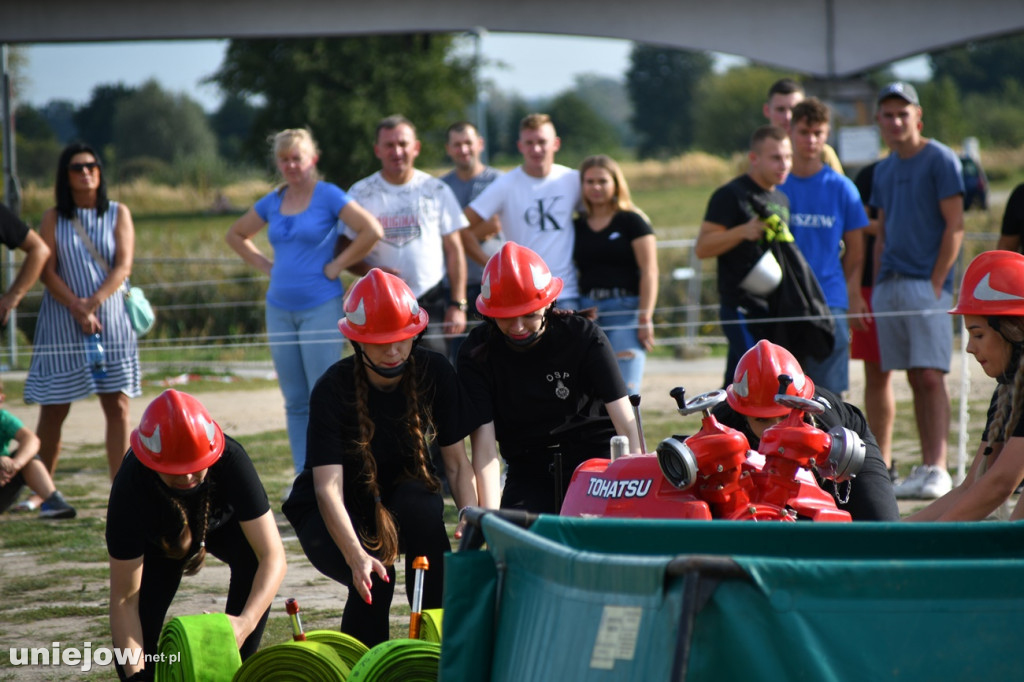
[720,304,756,389]
[266,297,345,472]
[800,306,850,394]
[580,295,646,394]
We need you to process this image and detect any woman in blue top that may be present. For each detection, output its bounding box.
[227,129,382,472]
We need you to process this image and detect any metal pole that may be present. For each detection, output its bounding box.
[471,27,489,165]
[686,246,701,347]
[1,44,21,367]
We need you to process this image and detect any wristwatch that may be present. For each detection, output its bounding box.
[449,299,468,312]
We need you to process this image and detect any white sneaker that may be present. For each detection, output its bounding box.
[893,465,928,499]
[918,466,953,499]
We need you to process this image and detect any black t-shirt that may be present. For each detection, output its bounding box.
[287,348,471,528]
[853,162,879,287]
[0,204,30,250]
[573,210,654,295]
[702,174,790,306]
[1000,183,1024,243]
[457,314,627,462]
[106,436,270,560]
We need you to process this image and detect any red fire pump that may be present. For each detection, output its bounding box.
[559,378,865,522]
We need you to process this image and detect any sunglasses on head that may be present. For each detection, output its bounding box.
[69,162,99,172]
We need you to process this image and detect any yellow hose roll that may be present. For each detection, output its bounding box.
[419,609,443,644]
[305,629,370,671]
[231,640,350,681]
[155,613,242,682]
[346,639,440,682]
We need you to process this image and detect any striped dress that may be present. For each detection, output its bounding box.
[24,204,142,404]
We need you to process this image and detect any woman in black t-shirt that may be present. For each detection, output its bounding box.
[106,390,285,682]
[458,242,641,514]
[573,155,658,394]
[283,269,476,648]
[909,251,1024,521]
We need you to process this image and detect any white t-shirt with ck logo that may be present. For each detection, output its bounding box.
[469,164,581,300]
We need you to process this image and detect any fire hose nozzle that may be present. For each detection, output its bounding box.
[285,597,306,641]
[409,556,430,639]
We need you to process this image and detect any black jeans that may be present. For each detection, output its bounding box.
[115,517,268,681]
[293,478,450,647]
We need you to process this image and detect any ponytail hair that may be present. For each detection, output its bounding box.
[157,479,213,576]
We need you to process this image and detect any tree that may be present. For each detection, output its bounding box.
[209,35,475,187]
[626,44,713,158]
[929,33,1024,97]
[209,93,259,163]
[547,91,621,165]
[569,74,634,147]
[112,79,217,164]
[13,104,62,183]
[72,83,136,153]
[483,86,530,163]
[39,100,78,143]
[692,65,790,156]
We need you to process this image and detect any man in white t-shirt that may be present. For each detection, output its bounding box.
[342,114,469,354]
[464,113,581,308]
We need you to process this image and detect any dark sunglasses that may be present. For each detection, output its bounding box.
[69,162,100,172]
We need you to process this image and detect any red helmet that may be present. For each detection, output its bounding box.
[949,250,1024,317]
[476,242,563,318]
[131,390,225,475]
[338,269,428,344]
[726,340,815,418]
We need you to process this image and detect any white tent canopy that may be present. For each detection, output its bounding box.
[4,0,1024,78]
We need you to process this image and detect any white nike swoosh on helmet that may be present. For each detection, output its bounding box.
[531,264,551,290]
[199,416,217,445]
[347,298,367,325]
[481,273,491,300]
[973,273,1024,302]
[140,425,162,453]
[733,371,749,398]
[408,297,420,316]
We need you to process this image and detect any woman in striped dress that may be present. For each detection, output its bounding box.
[24,143,141,489]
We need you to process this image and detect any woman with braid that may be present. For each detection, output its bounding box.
[284,269,477,647]
[106,390,286,681]
[908,251,1024,521]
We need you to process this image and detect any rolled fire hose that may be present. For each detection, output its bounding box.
[231,640,350,681]
[346,639,441,682]
[305,630,371,671]
[418,609,443,644]
[155,613,242,682]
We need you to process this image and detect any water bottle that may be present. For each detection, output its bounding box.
[84,333,107,380]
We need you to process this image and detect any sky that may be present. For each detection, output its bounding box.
[18,33,930,112]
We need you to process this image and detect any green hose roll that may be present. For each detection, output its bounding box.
[419,609,443,644]
[155,613,242,682]
[231,640,350,681]
[346,639,440,682]
[305,630,370,670]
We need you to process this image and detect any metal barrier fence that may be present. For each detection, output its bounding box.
[0,231,996,370]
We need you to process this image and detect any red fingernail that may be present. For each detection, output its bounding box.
[365,594,372,604]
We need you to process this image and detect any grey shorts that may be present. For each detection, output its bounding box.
[871,276,953,373]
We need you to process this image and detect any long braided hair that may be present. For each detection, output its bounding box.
[157,478,214,576]
[351,349,439,566]
[983,317,1024,470]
